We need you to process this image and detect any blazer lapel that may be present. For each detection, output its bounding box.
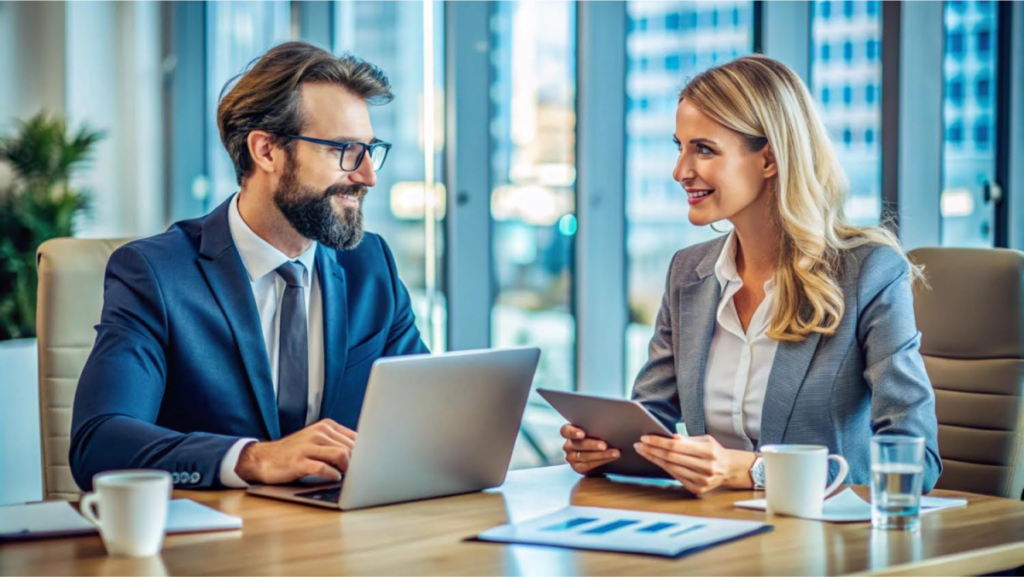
[674,236,728,437]
[196,198,280,440]
[758,310,822,447]
[315,247,353,427]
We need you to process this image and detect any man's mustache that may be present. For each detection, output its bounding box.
[324,184,367,200]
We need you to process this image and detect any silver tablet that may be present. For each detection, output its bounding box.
[538,389,675,478]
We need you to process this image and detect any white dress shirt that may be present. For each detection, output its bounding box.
[218,193,325,487]
[702,231,780,451]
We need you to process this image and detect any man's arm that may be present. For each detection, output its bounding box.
[70,245,242,491]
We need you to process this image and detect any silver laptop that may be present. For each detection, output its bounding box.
[247,347,540,510]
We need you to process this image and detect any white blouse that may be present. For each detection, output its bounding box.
[703,231,780,451]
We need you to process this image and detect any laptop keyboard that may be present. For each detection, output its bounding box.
[295,485,343,504]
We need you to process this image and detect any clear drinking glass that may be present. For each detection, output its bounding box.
[870,435,925,531]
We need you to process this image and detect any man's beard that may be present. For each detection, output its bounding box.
[273,160,366,251]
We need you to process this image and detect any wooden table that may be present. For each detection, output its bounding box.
[3,465,1024,576]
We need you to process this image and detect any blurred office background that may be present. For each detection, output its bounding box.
[0,0,1022,504]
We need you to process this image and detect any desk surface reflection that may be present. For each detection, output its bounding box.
[2,465,1023,576]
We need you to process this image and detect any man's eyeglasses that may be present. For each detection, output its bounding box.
[283,134,392,172]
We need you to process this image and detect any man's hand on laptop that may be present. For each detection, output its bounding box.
[235,419,357,484]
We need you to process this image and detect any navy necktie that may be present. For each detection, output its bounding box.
[275,261,308,437]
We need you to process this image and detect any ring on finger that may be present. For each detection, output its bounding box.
[575,450,581,461]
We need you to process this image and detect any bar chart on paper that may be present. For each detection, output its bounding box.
[476,506,771,558]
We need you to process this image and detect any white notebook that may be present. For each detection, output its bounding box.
[0,499,242,542]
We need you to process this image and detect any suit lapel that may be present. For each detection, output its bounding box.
[315,247,353,427]
[674,236,728,437]
[758,309,822,447]
[675,277,720,437]
[196,198,280,440]
[671,235,824,447]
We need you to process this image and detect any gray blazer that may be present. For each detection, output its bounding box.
[632,235,942,492]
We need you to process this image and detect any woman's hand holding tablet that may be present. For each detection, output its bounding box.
[559,423,622,475]
[538,389,677,478]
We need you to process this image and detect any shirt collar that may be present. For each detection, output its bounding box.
[713,230,775,294]
[713,230,741,290]
[227,193,318,283]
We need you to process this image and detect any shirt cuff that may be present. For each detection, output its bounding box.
[219,438,259,488]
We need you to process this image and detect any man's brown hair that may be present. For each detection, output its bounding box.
[217,41,393,185]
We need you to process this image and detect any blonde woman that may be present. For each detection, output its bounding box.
[560,55,941,494]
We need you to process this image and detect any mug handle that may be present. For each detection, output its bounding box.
[79,492,103,530]
[824,454,849,497]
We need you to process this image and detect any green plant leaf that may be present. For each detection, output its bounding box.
[0,112,102,339]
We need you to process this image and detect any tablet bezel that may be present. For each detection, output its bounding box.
[538,389,676,478]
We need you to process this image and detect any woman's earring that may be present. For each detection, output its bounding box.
[709,221,728,234]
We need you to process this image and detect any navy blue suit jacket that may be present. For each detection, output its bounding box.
[70,197,429,491]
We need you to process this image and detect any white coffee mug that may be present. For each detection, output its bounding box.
[761,444,848,518]
[80,470,171,557]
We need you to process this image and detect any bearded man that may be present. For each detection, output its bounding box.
[70,42,428,491]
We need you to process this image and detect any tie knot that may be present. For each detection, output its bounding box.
[276,261,306,288]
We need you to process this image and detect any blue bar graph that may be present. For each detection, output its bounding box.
[542,517,598,532]
[637,522,677,534]
[581,519,639,535]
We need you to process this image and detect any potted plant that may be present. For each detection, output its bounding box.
[0,112,102,505]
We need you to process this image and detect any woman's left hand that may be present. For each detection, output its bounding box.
[634,434,756,495]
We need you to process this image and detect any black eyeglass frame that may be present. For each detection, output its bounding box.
[282,134,392,172]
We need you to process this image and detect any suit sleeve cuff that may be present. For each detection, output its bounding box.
[219,438,259,488]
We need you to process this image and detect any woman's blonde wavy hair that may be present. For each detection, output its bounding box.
[679,54,924,342]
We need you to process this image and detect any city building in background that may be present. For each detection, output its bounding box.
[490,0,577,395]
[624,0,754,391]
[811,0,883,228]
[941,0,998,247]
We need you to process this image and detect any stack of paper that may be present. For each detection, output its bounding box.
[477,506,771,558]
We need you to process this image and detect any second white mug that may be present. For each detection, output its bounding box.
[761,444,848,518]
[79,470,172,557]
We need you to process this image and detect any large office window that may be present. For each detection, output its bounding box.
[206,1,292,208]
[624,1,754,392]
[811,0,882,227]
[940,0,998,247]
[334,1,447,350]
[490,1,577,393]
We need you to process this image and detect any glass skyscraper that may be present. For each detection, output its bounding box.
[624,0,754,390]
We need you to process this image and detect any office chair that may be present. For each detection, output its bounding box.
[910,247,1024,499]
[36,238,132,500]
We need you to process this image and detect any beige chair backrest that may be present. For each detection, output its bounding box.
[910,247,1024,499]
[36,238,133,500]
